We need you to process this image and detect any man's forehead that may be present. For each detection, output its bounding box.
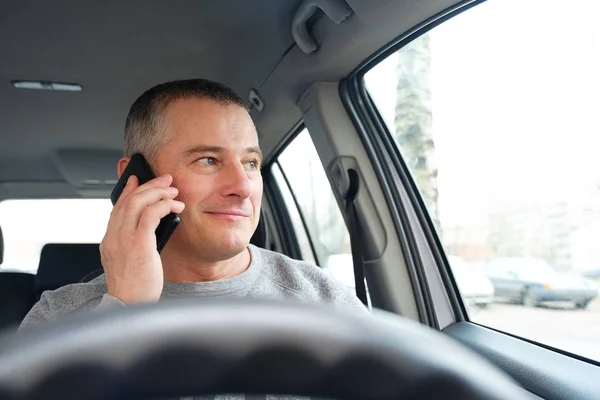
[165,97,248,120]
[162,97,258,143]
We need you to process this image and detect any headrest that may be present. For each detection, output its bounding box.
[250,210,269,249]
[0,226,3,265]
[35,243,103,299]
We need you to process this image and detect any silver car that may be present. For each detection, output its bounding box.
[448,255,495,308]
[484,257,598,309]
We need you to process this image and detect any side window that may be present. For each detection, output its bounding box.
[364,0,600,361]
[270,162,316,264]
[272,128,355,289]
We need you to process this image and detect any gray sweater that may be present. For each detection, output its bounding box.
[20,245,366,399]
[21,244,367,327]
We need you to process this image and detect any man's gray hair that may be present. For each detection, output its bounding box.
[124,79,248,163]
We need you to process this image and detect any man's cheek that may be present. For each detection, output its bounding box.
[252,191,263,209]
[176,183,210,204]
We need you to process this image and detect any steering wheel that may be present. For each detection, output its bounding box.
[0,299,530,399]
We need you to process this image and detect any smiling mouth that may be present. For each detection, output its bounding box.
[205,211,251,219]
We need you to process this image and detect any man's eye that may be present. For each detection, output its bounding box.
[247,160,260,170]
[198,157,216,166]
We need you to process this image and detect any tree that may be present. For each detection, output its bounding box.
[394,33,440,234]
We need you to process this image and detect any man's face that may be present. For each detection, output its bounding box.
[153,97,263,260]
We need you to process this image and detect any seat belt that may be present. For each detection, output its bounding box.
[344,168,368,306]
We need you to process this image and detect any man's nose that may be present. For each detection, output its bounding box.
[220,161,251,198]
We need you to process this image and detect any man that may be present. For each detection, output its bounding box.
[20,79,366,328]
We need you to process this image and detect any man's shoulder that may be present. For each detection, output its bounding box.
[251,245,365,310]
[20,275,108,329]
[253,245,329,282]
[43,275,107,307]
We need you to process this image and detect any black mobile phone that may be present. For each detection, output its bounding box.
[110,153,180,253]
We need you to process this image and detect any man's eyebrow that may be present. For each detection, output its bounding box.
[183,145,263,159]
[183,145,225,156]
[248,146,263,160]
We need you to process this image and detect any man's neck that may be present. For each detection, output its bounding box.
[161,247,251,282]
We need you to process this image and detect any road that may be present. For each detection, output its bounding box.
[469,301,600,362]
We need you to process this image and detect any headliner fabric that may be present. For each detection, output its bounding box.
[0,0,301,184]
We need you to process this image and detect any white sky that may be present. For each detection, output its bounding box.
[366,0,600,228]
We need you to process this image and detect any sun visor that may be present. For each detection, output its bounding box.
[54,148,122,190]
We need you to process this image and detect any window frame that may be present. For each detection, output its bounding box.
[270,160,319,264]
[339,0,488,327]
[262,166,304,261]
[262,122,330,265]
[264,122,363,284]
[338,0,600,380]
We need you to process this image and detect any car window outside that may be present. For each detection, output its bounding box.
[364,0,600,361]
[270,162,316,264]
[274,128,355,290]
[0,199,112,273]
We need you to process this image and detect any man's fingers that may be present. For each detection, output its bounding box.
[117,174,174,206]
[109,174,178,237]
[120,175,139,197]
[131,186,179,207]
[172,199,185,214]
[135,174,173,193]
[106,174,139,237]
[119,186,179,229]
[137,199,185,232]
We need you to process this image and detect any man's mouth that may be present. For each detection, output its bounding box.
[205,210,251,219]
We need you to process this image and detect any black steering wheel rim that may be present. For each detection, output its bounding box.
[0,299,529,399]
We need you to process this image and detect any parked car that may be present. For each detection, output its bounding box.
[447,255,495,308]
[484,257,598,309]
[581,267,600,280]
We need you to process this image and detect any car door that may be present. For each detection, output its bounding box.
[504,269,526,301]
[493,261,527,301]
[260,0,600,399]
[485,262,516,300]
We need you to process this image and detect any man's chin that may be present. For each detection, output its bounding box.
[202,245,248,263]
[168,219,254,259]
[191,234,250,261]
[214,238,249,256]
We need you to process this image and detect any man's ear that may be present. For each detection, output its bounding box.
[117,157,131,179]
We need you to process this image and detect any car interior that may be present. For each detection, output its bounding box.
[1,0,599,399]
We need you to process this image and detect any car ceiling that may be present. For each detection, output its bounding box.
[0,0,464,200]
